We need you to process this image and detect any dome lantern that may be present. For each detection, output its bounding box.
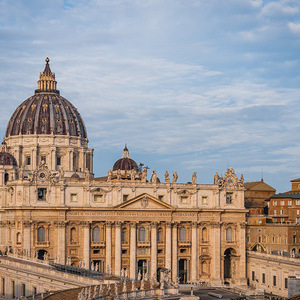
[35,57,59,95]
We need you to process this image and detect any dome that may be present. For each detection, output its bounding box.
[5,58,87,138]
[0,142,17,166]
[113,146,138,171]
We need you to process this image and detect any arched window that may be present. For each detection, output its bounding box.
[4,173,9,184]
[179,227,186,241]
[92,226,100,242]
[226,227,232,242]
[202,228,208,242]
[138,227,145,242]
[157,229,162,242]
[70,227,76,243]
[16,232,21,244]
[121,230,126,242]
[37,226,45,243]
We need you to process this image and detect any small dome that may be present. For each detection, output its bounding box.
[112,146,138,171]
[5,58,87,138]
[71,173,80,179]
[0,152,17,166]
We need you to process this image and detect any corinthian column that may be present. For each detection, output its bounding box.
[82,221,90,269]
[56,221,66,264]
[165,222,172,271]
[191,222,198,282]
[172,222,178,281]
[130,222,137,279]
[151,222,157,279]
[211,222,221,284]
[105,222,112,273]
[23,221,31,256]
[115,222,122,276]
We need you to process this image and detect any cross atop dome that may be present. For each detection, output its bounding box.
[35,57,59,95]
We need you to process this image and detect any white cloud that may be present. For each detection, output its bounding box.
[288,22,300,34]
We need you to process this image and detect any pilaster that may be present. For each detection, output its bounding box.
[150,222,157,279]
[105,221,112,273]
[172,222,178,281]
[115,221,122,276]
[130,222,137,279]
[191,222,198,282]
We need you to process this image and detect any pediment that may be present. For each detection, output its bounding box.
[115,193,174,210]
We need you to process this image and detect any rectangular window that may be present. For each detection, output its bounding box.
[274,210,277,216]
[26,156,31,165]
[252,271,255,281]
[296,218,300,224]
[285,278,288,289]
[33,287,37,295]
[123,195,129,202]
[297,210,300,215]
[273,276,276,286]
[41,156,46,163]
[288,201,292,206]
[22,283,26,296]
[94,195,104,203]
[280,209,284,215]
[2,278,4,296]
[274,201,277,206]
[202,196,208,205]
[262,273,265,284]
[12,281,15,298]
[121,230,126,242]
[297,200,300,205]
[281,200,285,205]
[181,196,189,204]
[37,188,47,201]
[56,157,61,166]
[226,193,233,204]
[70,193,77,202]
[293,235,296,244]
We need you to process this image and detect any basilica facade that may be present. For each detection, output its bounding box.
[0,58,247,286]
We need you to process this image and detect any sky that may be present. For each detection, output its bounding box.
[0,0,300,192]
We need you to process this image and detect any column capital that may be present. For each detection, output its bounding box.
[192,221,198,228]
[22,221,32,228]
[54,221,67,228]
[165,221,172,228]
[80,221,90,228]
[151,221,158,228]
[239,222,247,229]
[115,221,122,228]
[210,221,221,228]
[105,221,113,227]
[171,221,179,227]
[130,221,137,228]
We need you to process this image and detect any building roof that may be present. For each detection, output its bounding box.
[244,179,276,192]
[5,58,87,139]
[291,178,300,182]
[270,193,300,199]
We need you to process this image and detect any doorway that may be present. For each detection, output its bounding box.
[178,259,188,283]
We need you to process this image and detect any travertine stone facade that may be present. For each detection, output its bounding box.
[0,58,248,286]
[247,250,300,297]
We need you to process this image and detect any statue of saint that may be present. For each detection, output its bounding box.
[165,171,170,183]
[192,172,197,184]
[172,171,178,184]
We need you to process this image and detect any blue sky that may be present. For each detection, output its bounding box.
[0,0,300,192]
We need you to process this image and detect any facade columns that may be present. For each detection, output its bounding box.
[151,222,157,279]
[115,222,122,276]
[23,221,31,256]
[191,222,198,282]
[165,222,172,271]
[211,222,221,284]
[82,222,90,269]
[56,221,66,264]
[130,222,137,279]
[172,222,178,281]
[238,222,247,285]
[105,222,112,274]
